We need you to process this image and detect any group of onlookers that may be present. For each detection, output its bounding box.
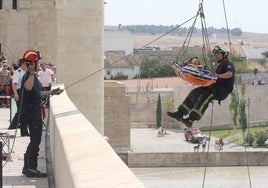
[0,52,56,108]
[0,53,12,107]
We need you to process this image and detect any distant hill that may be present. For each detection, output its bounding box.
[105,25,268,49]
[132,32,268,50]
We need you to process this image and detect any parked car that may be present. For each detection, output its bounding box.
[184,128,205,143]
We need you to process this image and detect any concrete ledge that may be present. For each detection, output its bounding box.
[49,84,144,188]
[128,152,268,167]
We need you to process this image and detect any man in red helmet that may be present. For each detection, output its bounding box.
[167,46,235,128]
[20,50,63,178]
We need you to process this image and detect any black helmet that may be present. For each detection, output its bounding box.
[212,46,229,55]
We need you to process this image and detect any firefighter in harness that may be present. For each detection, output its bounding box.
[167,46,235,128]
[20,50,63,178]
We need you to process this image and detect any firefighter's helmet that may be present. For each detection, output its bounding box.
[212,46,229,55]
[22,50,42,64]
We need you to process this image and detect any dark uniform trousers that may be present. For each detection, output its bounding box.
[9,89,29,135]
[178,84,230,121]
[178,87,215,120]
[22,105,43,168]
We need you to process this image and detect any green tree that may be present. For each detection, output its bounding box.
[148,68,157,78]
[261,51,268,58]
[255,131,268,146]
[230,28,243,36]
[229,89,239,128]
[246,132,255,146]
[258,58,267,66]
[229,89,240,141]
[156,94,162,128]
[140,58,160,78]
[164,98,175,131]
[239,84,248,144]
[140,57,175,78]
[111,72,128,80]
[253,68,258,76]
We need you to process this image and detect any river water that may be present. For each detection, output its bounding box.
[131,166,268,188]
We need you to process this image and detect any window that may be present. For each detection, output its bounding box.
[12,0,17,9]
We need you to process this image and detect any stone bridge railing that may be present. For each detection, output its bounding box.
[49,85,144,188]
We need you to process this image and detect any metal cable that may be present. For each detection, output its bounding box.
[222,0,232,52]
[65,14,199,90]
[201,101,214,188]
[222,0,252,186]
[175,5,201,63]
[2,88,24,168]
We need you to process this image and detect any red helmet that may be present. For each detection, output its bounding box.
[22,50,42,64]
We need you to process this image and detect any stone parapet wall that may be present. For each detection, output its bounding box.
[129,85,268,128]
[50,84,144,188]
[128,152,268,167]
[104,81,131,151]
[129,91,174,124]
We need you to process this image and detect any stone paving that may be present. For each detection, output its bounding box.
[0,108,49,188]
[131,128,268,153]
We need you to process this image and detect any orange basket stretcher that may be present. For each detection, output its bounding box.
[173,62,217,87]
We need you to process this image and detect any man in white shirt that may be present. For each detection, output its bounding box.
[38,62,55,90]
[37,62,55,107]
[9,59,29,136]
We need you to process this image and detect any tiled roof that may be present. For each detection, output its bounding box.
[104,51,142,68]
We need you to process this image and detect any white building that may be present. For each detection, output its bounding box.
[104,26,139,79]
[104,25,133,55]
[104,50,141,79]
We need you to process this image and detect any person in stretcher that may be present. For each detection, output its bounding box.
[183,56,203,69]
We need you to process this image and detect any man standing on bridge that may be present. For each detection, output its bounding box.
[20,49,63,178]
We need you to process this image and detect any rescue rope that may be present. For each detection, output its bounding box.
[2,3,253,188]
[65,14,199,90]
[175,13,199,63]
[222,0,232,52]
[2,7,199,168]
[175,1,214,71]
[200,1,253,187]
[3,86,55,168]
[2,87,24,167]
[201,101,214,188]
[173,1,218,87]
[233,83,252,188]
[244,97,252,188]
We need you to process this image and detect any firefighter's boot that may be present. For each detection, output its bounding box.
[22,153,27,175]
[26,156,47,178]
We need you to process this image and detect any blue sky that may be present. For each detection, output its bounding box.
[105,0,268,34]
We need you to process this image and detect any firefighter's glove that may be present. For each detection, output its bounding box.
[28,64,36,75]
[51,87,64,96]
